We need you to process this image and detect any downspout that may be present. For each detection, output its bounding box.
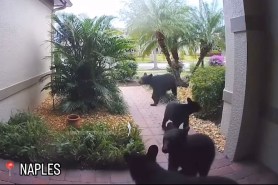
[50,0,69,109]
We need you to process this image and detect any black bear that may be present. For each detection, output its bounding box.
[139,73,177,106]
[124,145,237,184]
[161,97,201,130]
[162,126,215,177]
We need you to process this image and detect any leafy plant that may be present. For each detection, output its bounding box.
[41,13,135,114]
[190,66,225,119]
[187,0,225,73]
[0,112,50,162]
[113,60,138,82]
[0,112,145,169]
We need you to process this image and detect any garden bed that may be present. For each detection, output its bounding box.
[0,96,145,170]
[33,96,134,131]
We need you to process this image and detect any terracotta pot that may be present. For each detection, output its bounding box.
[67,114,82,128]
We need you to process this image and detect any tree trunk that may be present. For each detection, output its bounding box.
[170,46,188,87]
[155,31,172,67]
[192,43,212,73]
[155,31,188,87]
[152,48,159,70]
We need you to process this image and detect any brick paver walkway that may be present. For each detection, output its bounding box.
[0,85,278,184]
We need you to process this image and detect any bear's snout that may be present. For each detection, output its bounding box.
[162,145,169,153]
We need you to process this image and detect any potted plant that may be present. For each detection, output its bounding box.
[67,114,82,128]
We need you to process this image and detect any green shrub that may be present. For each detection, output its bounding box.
[114,60,138,82]
[49,122,144,169]
[41,14,135,115]
[0,112,145,169]
[190,66,225,119]
[0,112,50,162]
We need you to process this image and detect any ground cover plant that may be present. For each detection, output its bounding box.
[0,111,145,169]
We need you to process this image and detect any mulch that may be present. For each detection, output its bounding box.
[33,96,133,131]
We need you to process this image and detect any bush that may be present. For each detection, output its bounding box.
[206,50,222,57]
[209,55,225,66]
[0,112,50,162]
[113,60,138,82]
[190,66,225,119]
[41,14,135,114]
[0,112,145,169]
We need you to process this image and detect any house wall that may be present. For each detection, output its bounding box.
[222,0,278,174]
[221,0,268,161]
[256,0,278,174]
[220,0,247,159]
[0,0,52,122]
[220,0,236,136]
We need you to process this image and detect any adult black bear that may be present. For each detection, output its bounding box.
[139,73,177,106]
[162,127,215,177]
[161,98,201,130]
[124,145,237,184]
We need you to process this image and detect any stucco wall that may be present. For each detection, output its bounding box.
[0,0,52,122]
[220,0,245,138]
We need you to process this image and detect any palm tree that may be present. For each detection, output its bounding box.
[41,13,134,114]
[187,0,225,73]
[121,0,190,85]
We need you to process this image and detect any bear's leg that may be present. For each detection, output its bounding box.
[161,116,169,130]
[171,86,177,97]
[182,116,190,129]
[168,155,179,171]
[151,91,160,106]
[198,167,210,177]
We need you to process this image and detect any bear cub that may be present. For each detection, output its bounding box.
[162,126,215,177]
[124,145,237,184]
[139,73,177,106]
[162,97,201,130]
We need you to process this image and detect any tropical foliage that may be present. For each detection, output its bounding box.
[41,13,135,114]
[121,0,225,77]
[187,0,225,73]
[121,0,190,86]
[0,112,145,169]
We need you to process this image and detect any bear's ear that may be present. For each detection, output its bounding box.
[144,72,147,76]
[147,145,158,161]
[187,98,192,104]
[149,74,153,78]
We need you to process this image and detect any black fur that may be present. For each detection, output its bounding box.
[124,145,237,184]
[162,127,215,177]
[139,73,177,106]
[162,98,201,130]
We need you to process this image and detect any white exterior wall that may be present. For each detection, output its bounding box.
[0,0,52,122]
[220,0,245,138]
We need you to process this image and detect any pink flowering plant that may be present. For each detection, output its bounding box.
[209,55,225,66]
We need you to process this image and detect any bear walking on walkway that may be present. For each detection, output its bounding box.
[124,145,237,184]
[162,126,215,177]
[139,73,177,106]
[161,98,201,130]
